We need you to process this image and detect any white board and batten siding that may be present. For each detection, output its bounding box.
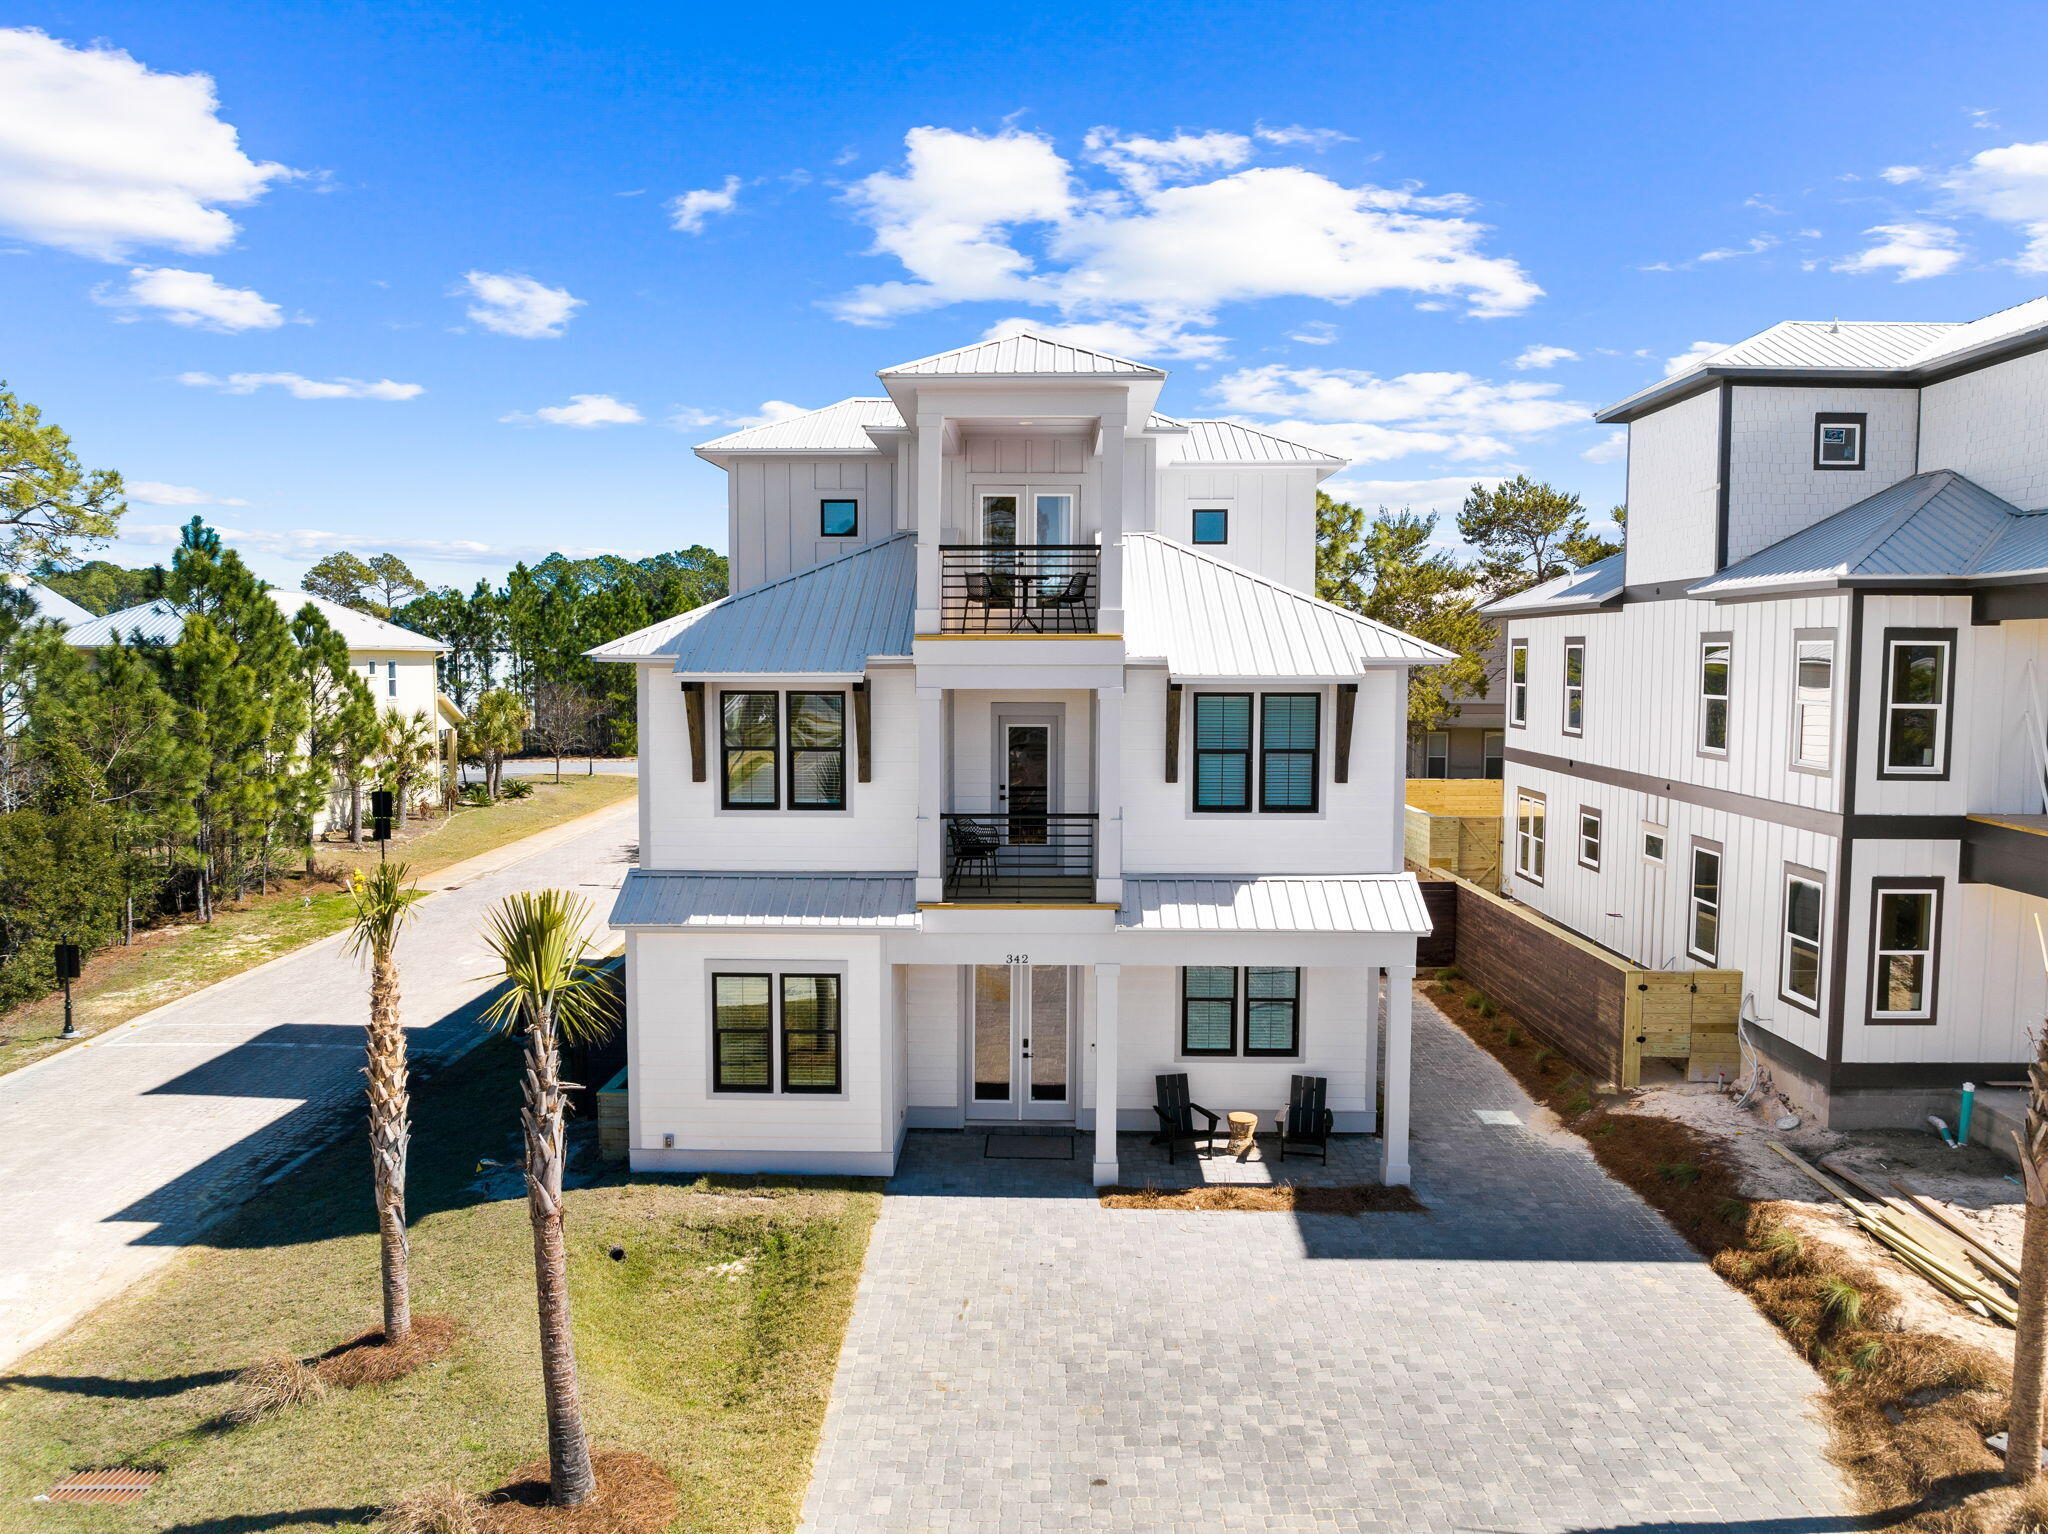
[1155,464,1321,590]
[727,457,897,592]
[942,432,1099,545]
[946,688,1095,814]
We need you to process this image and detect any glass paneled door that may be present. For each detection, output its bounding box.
[978,487,1076,546]
[969,965,1073,1120]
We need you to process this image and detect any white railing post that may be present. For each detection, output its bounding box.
[1380,962,1414,1186]
[1095,685,1123,904]
[1093,963,1121,1186]
[915,410,944,631]
[916,686,944,902]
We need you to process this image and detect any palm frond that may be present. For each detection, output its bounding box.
[344,861,427,960]
[476,889,619,1045]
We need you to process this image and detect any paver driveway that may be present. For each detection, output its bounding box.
[798,993,1851,1533]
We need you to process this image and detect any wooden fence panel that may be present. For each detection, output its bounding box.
[1416,880,1457,967]
[1451,879,1627,1086]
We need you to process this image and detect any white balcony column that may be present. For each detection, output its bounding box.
[1092,962,1122,1186]
[915,685,945,902]
[1379,961,1415,1186]
[1093,685,1123,904]
[914,409,945,631]
[1097,411,1127,633]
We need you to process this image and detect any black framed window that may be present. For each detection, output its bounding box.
[721,692,780,808]
[712,973,773,1092]
[821,499,858,537]
[780,973,842,1092]
[1180,966,1299,1057]
[1259,694,1319,811]
[786,692,846,809]
[722,691,845,810]
[1814,412,1866,470]
[1193,694,1252,811]
[1192,508,1228,544]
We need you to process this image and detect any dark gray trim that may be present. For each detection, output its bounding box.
[1961,817,2048,899]
[1561,635,1585,737]
[1714,383,1733,570]
[1865,875,1943,1027]
[1506,746,1841,835]
[1833,1058,2030,1090]
[1844,815,1971,839]
[1576,802,1602,870]
[1975,585,2048,624]
[1696,631,1733,759]
[1747,1022,1833,1087]
[1778,862,1827,1018]
[1812,412,1868,471]
[1686,836,1725,965]
[1825,590,1865,1072]
[1873,627,1957,782]
[1621,581,1705,603]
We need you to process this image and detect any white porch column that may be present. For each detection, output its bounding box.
[914,409,944,631]
[1094,685,1123,904]
[915,685,944,902]
[1097,412,1126,633]
[1380,961,1415,1186]
[1092,962,1121,1185]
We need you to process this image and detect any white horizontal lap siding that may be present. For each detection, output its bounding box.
[1119,667,1403,876]
[1841,841,2043,1067]
[730,457,895,592]
[640,665,917,871]
[1502,762,1838,1062]
[904,964,959,1111]
[1156,465,1319,590]
[1507,593,1849,812]
[1855,594,1985,817]
[1725,387,1919,566]
[946,689,1094,814]
[1112,965,1377,1127]
[1919,348,2048,507]
[629,932,891,1155]
[1624,389,1721,586]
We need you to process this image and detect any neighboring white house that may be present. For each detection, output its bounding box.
[1487,297,2048,1129]
[2,574,94,628]
[592,331,1444,1185]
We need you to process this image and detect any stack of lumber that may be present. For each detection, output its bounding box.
[1767,1142,2019,1326]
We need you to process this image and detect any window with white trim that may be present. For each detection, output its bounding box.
[1562,638,1585,735]
[1791,635,1834,771]
[1577,806,1601,870]
[1192,692,1320,812]
[1814,413,1866,469]
[1781,870,1824,1010]
[1508,639,1528,726]
[1688,842,1723,963]
[1871,886,1938,1021]
[1642,825,1666,863]
[1514,790,1546,882]
[1882,634,1951,775]
[1482,730,1504,779]
[1698,638,1731,755]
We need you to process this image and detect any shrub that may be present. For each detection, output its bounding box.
[1436,965,1463,983]
[1656,1161,1701,1187]
[500,778,534,800]
[1473,994,1497,1018]
[457,783,492,807]
[225,1351,327,1422]
[1502,1024,1518,1046]
[377,1487,481,1534]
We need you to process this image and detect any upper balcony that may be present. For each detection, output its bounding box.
[938,545,1100,635]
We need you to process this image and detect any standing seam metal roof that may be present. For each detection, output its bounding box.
[1478,552,1627,616]
[62,588,448,651]
[610,870,919,928]
[1118,875,1431,934]
[3,575,92,627]
[879,332,1163,377]
[1177,419,1344,465]
[694,397,902,455]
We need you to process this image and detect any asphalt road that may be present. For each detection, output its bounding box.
[0,797,638,1370]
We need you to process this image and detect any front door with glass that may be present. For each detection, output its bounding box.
[970,964,1073,1121]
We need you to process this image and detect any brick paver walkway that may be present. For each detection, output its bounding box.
[798,992,1851,1533]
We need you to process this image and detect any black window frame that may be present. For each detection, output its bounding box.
[820,498,859,537]
[1192,693,1253,812]
[1191,507,1229,545]
[785,690,848,810]
[720,690,782,810]
[711,972,774,1093]
[1813,412,1867,471]
[1258,693,1320,813]
[720,690,848,811]
[778,972,843,1093]
[1179,965,1301,1059]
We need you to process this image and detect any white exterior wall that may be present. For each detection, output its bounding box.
[945,688,1095,813]
[903,963,960,1122]
[1623,387,1722,586]
[1918,347,2048,506]
[943,432,1100,544]
[354,649,442,723]
[1724,386,1920,565]
[1155,465,1320,589]
[727,457,897,593]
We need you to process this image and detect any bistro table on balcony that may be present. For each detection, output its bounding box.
[940,545,1101,634]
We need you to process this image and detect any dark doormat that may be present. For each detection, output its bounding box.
[984,1133,1075,1160]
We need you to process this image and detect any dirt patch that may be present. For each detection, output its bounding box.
[1098,1184,1426,1214]
[315,1313,460,1389]
[478,1451,678,1534]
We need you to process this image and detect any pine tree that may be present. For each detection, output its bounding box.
[1456,476,1622,597]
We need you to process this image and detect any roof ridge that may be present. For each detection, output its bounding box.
[877,331,1160,375]
[1843,470,1961,570]
[1183,418,1346,460]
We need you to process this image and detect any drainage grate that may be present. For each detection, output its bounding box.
[43,1470,161,1505]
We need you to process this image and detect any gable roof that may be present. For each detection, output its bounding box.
[587,533,915,672]
[878,332,1163,378]
[64,588,448,652]
[694,397,901,456]
[1177,419,1344,466]
[1123,532,1451,674]
[1479,552,1627,617]
[3,574,91,627]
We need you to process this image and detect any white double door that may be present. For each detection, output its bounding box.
[969,964,1074,1121]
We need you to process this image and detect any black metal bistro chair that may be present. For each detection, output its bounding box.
[1151,1072,1222,1163]
[1030,570,1094,632]
[1275,1073,1334,1164]
[945,817,1001,893]
[963,570,1020,631]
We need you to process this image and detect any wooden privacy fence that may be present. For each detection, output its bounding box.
[1421,868,1739,1089]
[1404,779,1502,887]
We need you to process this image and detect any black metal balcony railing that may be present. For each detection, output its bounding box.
[942,812,1098,902]
[939,545,1100,634]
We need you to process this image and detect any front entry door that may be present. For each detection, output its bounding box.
[970,965,1072,1121]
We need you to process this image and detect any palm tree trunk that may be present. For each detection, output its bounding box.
[522,1007,596,1506]
[365,951,412,1342]
[349,778,364,844]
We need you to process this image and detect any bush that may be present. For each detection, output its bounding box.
[1473,994,1497,1019]
[500,778,535,800]
[225,1351,327,1422]
[1436,965,1463,983]
[457,783,492,807]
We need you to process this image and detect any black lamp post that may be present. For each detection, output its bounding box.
[54,943,81,1038]
[370,789,394,862]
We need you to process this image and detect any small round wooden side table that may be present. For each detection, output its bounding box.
[1226,1110,1259,1157]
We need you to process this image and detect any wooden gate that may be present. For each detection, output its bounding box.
[1620,970,1741,1088]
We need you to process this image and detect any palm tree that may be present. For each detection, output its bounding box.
[378,708,437,828]
[345,862,427,1343]
[467,688,529,800]
[479,890,615,1507]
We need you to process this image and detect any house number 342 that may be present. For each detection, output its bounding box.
[1006,953,1029,965]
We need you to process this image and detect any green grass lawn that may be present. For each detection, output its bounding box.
[0,774,637,1078]
[0,1036,881,1534]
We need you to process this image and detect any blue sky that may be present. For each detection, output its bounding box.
[9,1,2048,592]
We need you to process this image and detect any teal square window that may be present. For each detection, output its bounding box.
[1192,508,1228,544]
[821,499,858,537]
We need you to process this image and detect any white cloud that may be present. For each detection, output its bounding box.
[981,312,1228,361]
[1320,474,1508,517]
[1287,320,1338,346]
[1832,221,1966,281]
[665,399,808,431]
[1208,363,1587,464]
[1083,129,1252,191]
[92,265,283,330]
[502,393,644,428]
[0,27,295,259]
[1664,340,1729,376]
[1253,124,1354,150]
[1581,430,1627,464]
[830,127,1540,348]
[457,271,583,338]
[178,371,422,400]
[1943,141,2048,271]
[725,400,807,428]
[126,480,248,506]
[667,175,742,234]
[1880,165,1926,184]
[120,522,650,562]
[1696,233,1778,262]
[1510,344,1577,370]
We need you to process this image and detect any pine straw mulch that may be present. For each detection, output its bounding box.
[315,1313,462,1389]
[475,1452,678,1534]
[1098,1183,1426,1213]
[1423,968,2048,1533]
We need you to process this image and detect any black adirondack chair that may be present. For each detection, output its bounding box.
[1275,1074,1333,1164]
[1151,1072,1221,1162]
[946,817,1001,892]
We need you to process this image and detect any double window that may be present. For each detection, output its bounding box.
[1180,966,1301,1057]
[1191,508,1229,545]
[1781,869,1825,1012]
[1577,806,1602,870]
[1688,841,1723,964]
[1698,636,1731,755]
[1562,638,1585,735]
[1814,412,1866,470]
[366,660,397,698]
[1192,693,1320,812]
[1508,639,1528,727]
[720,691,846,810]
[1514,790,1546,883]
[712,972,843,1093]
[1791,633,1835,772]
[1870,882,1940,1023]
[1880,630,1953,777]
[820,499,859,538]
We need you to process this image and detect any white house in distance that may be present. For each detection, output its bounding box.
[592,332,1444,1185]
[3,574,93,628]
[1488,297,2048,1129]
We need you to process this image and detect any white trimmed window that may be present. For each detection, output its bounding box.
[1482,730,1504,779]
[1871,886,1939,1021]
[1508,639,1528,727]
[1642,825,1666,863]
[1562,639,1585,735]
[1688,842,1723,963]
[1781,871,1824,1009]
[1698,638,1731,755]
[1423,731,1449,778]
[1791,636,1834,771]
[1882,634,1951,775]
[1514,790,1546,882]
[1577,806,1601,870]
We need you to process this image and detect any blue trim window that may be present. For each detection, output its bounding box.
[1192,508,1228,545]
[821,499,858,537]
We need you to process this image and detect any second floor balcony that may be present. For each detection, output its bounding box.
[939,545,1099,634]
[942,812,1097,902]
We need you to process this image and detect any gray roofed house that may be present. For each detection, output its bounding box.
[2,575,92,628]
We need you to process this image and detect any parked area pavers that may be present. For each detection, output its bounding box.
[798,993,1850,1533]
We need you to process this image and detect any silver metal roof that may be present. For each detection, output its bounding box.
[1123,533,1451,674]
[1118,874,1432,935]
[64,588,447,652]
[610,870,918,929]
[879,332,1163,378]
[694,397,902,456]
[1177,419,1344,466]
[1479,552,1627,617]
[3,575,91,627]
[587,533,915,671]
